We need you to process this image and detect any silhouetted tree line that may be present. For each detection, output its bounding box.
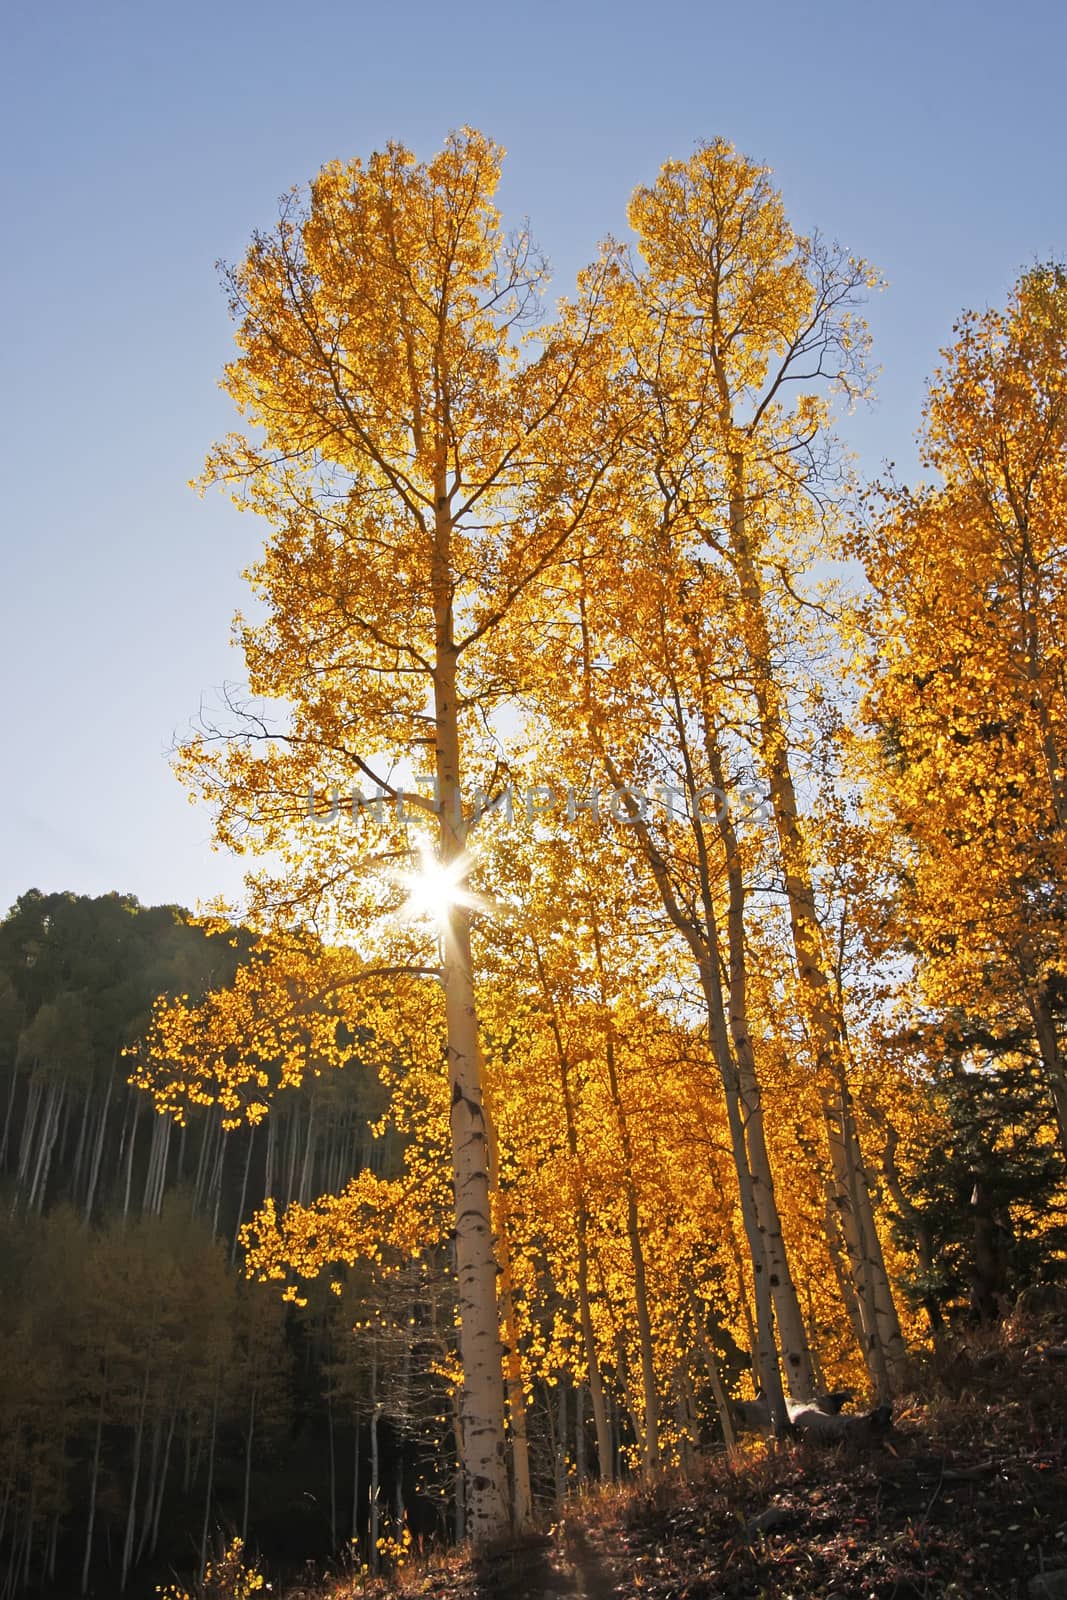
[0,892,449,1598]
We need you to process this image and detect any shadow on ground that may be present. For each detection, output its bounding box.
[471,1524,620,1600]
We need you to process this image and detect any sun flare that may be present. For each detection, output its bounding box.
[397,847,484,928]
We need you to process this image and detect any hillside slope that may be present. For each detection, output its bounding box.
[306,1307,1067,1600]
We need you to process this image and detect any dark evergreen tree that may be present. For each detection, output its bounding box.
[888,1046,1067,1323]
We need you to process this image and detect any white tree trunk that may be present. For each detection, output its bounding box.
[434,603,509,1539]
[725,457,906,1396]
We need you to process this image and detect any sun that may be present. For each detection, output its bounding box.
[396,846,485,929]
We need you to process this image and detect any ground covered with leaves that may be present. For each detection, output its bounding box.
[286,1313,1067,1600]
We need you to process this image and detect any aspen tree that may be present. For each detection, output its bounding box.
[612,140,904,1394]
[178,130,620,1539]
[863,265,1067,1161]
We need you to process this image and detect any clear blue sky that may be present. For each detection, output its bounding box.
[2,0,1064,920]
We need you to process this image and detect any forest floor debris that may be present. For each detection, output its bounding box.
[305,1311,1067,1600]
